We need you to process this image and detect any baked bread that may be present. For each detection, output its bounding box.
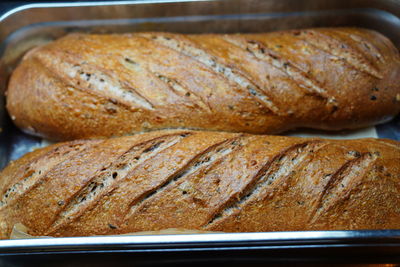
[6,28,400,141]
[0,130,399,238]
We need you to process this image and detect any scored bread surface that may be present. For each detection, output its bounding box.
[6,27,400,140]
[0,130,399,238]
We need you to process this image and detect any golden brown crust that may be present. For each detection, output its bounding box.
[0,130,399,238]
[6,28,400,140]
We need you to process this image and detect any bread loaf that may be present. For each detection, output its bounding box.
[6,28,400,141]
[0,130,398,238]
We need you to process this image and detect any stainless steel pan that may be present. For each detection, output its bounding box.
[0,0,399,264]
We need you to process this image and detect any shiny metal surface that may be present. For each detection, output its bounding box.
[0,0,399,263]
[0,230,399,253]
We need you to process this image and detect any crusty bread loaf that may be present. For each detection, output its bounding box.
[0,130,398,238]
[6,28,400,141]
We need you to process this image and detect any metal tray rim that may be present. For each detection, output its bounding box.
[0,230,399,255]
[0,0,213,24]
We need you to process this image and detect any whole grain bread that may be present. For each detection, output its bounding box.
[0,130,398,238]
[6,28,400,140]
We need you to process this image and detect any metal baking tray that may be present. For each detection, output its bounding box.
[0,0,400,265]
